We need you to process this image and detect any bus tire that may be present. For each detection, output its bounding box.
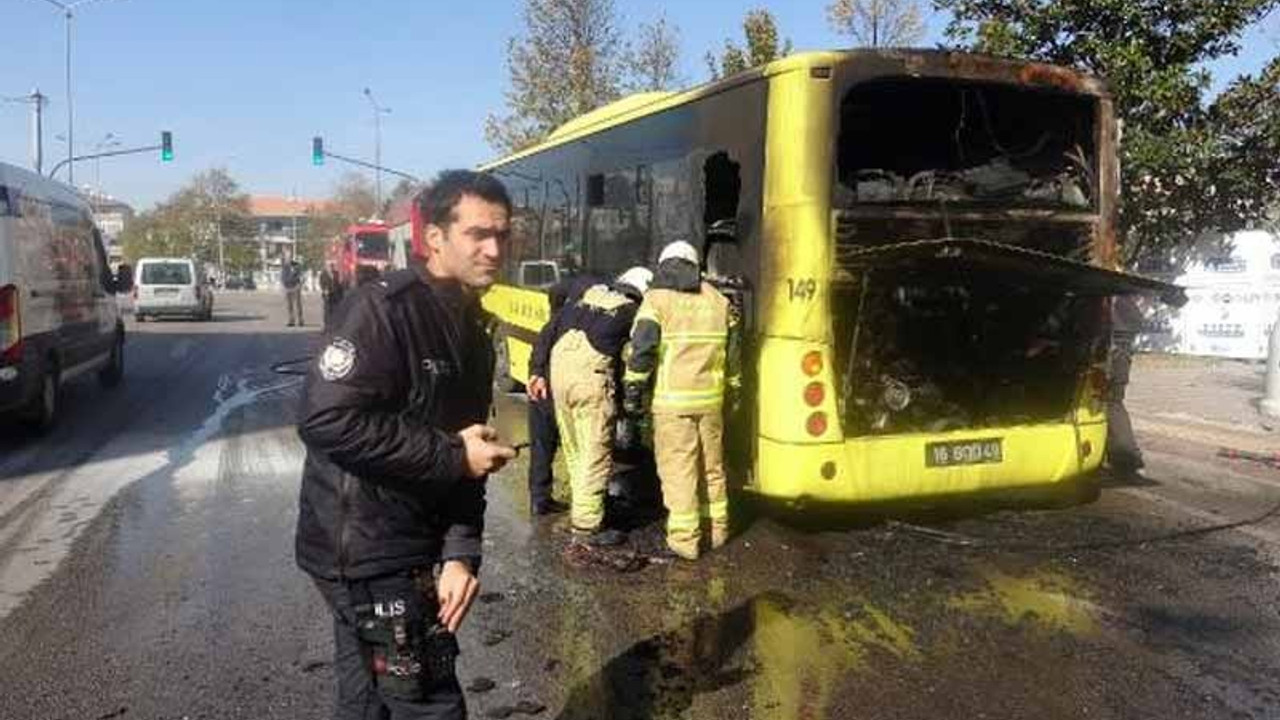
[492,329,520,394]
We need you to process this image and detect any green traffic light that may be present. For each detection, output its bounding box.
[312,136,324,166]
[161,131,173,162]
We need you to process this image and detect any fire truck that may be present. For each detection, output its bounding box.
[326,221,391,290]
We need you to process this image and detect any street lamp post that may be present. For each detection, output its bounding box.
[34,0,124,184]
[362,87,391,215]
[93,131,119,195]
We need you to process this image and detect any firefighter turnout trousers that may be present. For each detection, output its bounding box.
[550,330,616,533]
[653,411,728,559]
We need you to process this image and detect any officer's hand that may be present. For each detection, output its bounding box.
[437,560,479,633]
[528,375,549,402]
[459,424,517,478]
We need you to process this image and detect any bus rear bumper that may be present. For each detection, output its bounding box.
[748,422,1106,506]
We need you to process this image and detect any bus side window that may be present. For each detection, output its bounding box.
[586,167,652,276]
[506,182,543,285]
[543,177,582,279]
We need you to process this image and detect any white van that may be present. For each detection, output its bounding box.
[0,161,130,430]
[134,257,214,321]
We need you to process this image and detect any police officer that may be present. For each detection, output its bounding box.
[296,170,518,720]
[536,267,653,544]
[526,272,603,516]
[624,241,738,561]
[1107,294,1145,474]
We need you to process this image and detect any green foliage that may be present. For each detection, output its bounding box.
[935,0,1280,267]
[624,14,683,92]
[486,0,626,154]
[119,167,253,269]
[706,8,793,80]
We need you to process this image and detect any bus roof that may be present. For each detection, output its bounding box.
[478,49,1108,171]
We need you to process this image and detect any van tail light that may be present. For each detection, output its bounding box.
[0,284,22,365]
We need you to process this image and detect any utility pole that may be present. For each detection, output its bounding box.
[3,90,48,173]
[35,0,124,184]
[362,87,391,216]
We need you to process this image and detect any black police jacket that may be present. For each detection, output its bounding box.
[295,264,494,581]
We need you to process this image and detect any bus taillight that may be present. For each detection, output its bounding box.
[806,412,828,437]
[804,381,825,407]
[802,351,823,377]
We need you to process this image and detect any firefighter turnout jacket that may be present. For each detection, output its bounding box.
[295,264,493,581]
[626,281,738,414]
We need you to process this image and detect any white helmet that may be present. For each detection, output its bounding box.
[616,266,653,295]
[658,240,699,266]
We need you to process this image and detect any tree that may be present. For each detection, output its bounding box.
[624,14,683,92]
[329,172,379,221]
[118,167,253,269]
[486,0,626,154]
[706,8,793,80]
[382,177,421,216]
[935,0,1280,268]
[827,0,924,48]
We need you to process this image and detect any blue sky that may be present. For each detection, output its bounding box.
[2,0,1276,210]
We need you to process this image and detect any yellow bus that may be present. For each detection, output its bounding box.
[480,49,1181,507]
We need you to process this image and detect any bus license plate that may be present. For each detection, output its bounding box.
[925,438,1003,467]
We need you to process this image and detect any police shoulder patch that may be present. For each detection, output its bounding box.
[319,337,358,381]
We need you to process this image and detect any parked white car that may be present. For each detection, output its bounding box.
[134,257,214,321]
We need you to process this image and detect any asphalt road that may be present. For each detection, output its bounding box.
[0,291,1277,720]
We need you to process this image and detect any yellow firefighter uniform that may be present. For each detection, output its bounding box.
[626,247,737,559]
[547,275,650,535]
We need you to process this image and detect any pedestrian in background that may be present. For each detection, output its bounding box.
[320,262,344,327]
[624,241,738,561]
[525,272,602,516]
[282,252,305,326]
[295,170,517,720]
[536,266,652,544]
[1107,294,1145,474]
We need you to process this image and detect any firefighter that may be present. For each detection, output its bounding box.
[545,266,654,545]
[526,272,603,516]
[624,240,738,561]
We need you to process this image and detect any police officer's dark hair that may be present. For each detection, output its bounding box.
[417,170,512,231]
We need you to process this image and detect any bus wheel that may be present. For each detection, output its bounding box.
[492,329,520,394]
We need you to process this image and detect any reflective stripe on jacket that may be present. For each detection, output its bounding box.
[626,281,731,414]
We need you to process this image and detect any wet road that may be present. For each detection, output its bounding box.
[1,292,1278,719]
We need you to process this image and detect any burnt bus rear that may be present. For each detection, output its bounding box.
[751,51,1179,505]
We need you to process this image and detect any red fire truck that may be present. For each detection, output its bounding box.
[326,221,391,289]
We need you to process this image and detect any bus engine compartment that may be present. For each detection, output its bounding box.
[831,248,1108,437]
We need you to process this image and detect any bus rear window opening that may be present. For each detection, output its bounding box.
[836,79,1098,210]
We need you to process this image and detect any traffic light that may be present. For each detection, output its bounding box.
[312,136,324,166]
[160,131,173,162]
